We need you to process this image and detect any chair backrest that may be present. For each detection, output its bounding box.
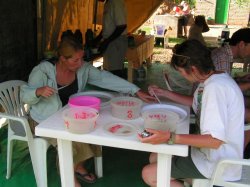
[0,80,28,136]
[154,24,166,37]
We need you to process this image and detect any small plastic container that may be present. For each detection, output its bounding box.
[62,107,99,134]
[68,96,101,111]
[142,110,180,132]
[110,97,143,120]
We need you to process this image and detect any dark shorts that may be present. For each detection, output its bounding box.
[180,15,190,26]
[171,153,206,179]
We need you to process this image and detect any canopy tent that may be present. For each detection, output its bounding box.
[39,0,163,55]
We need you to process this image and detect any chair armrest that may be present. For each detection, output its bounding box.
[218,158,250,167]
[210,158,250,186]
[0,112,30,133]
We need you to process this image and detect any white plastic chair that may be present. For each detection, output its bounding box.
[154,24,169,48]
[0,80,50,187]
[191,158,250,187]
[191,124,250,187]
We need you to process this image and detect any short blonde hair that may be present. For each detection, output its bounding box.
[57,36,83,59]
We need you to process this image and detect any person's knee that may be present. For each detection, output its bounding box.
[149,153,157,163]
[142,164,157,186]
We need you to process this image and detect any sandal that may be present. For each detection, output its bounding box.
[75,172,97,184]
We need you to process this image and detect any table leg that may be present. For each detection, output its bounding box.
[57,139,74,187]
[157,154,172,187]
[127,60,133,82]
[146,57,152,68]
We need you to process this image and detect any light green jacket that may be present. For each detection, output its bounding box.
[21,61,140,122]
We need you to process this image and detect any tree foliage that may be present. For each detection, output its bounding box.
[234,0,250,7]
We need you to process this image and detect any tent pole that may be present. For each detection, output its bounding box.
[93,0,98,31]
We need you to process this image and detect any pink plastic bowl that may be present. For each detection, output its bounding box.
[68,96,101,111]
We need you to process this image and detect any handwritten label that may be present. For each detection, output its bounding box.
[147,113,168,122]
[74,112,96,119]
[127,110,133,119]
[116,100,137,106]
[65,121,70,128]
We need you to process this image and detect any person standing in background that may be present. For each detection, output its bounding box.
[172,5,182,16]
[95,0,128,78]
[188,15,210,46]
[179,1,191,38]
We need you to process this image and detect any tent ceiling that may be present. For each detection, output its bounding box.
[41,0,163,51]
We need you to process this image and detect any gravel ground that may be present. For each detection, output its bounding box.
[152,47,173,64]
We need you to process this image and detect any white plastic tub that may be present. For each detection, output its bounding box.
[141,104,188,132]
[110,97,143,120]
[62,107,99,134]
[142,110,179,131]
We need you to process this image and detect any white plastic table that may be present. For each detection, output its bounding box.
[35,102,190,187]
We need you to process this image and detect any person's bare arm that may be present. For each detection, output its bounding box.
[36,86,56,98]
[175,134,223,149]
[139,129,223,149]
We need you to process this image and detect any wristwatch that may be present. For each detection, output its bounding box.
[167,132,175,145]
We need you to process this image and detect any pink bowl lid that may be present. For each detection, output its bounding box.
[68,96,101,108]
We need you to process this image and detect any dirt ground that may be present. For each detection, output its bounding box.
[152,47,244,69]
